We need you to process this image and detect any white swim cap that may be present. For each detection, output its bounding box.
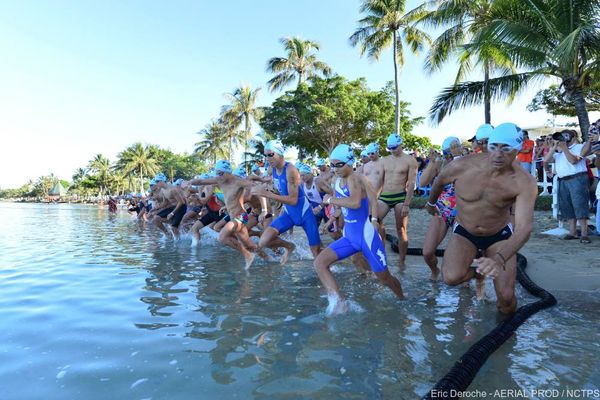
[215,160,233,174]
[387,132,402,149]
[329,144,355,166]
[489,123,523,151]
[265,140,285,156]
[475,124,494,140]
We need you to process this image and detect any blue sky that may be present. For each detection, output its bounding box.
[0,0,582,188]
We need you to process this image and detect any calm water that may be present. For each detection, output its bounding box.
[0,203,599,400]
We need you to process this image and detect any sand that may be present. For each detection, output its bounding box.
[382,209,600,293]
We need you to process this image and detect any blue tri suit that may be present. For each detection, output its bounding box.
[270,162,321,246]
[328,178,388,272]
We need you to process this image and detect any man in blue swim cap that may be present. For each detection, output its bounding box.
[313,144,404,313]
[377,133,419,267]
[147,172,188,240]
[426,123,538,314]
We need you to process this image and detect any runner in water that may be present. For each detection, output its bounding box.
[314,144,405,314]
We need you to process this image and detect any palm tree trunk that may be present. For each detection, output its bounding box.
[244,117,250,170]
[392,30,401,135]
[484,62,491,124]
[297,72,303,89]
[139,166,143,195]
[571,88,590,141]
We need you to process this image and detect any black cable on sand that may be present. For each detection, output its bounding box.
[385,234,557,400]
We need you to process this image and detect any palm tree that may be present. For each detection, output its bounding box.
[266,37,332,92]
[88,154,111,197]
[221,85,262,168]
[418,0,516,124]
[194,120,234,163]
[115,143,159,194]
[350,0,431,135]
[429,0,600,139]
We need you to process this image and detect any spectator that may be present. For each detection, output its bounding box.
[544,129,592,243]
[517,130,535,173]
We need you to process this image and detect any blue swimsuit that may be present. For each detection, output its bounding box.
[270,162,321,246]
[328,178,388,272]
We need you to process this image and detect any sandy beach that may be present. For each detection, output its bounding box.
[383,209,600,293]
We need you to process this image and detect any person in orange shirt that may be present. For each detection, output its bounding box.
[517,130,535,173]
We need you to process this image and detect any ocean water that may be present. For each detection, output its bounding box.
[0,203,598,400]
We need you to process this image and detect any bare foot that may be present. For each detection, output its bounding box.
[244,251,257,270]
[476,276,486,300]
[430,266,440,281]
[279,243,296,265]
[326,295,348,316]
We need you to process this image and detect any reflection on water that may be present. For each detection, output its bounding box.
[0,203,598,399]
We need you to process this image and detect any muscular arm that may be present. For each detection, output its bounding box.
[419,159,441,187]
[316,176,333,195]
[493,177,537,264]
[189,178,219,186]
[170,188,187,214]
[403,157,419,205]
[363,175,379,218]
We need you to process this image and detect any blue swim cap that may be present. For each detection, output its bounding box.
[149,178,157,187]
[475,124,494,140]
[200,173,209,179]
[489,123,523,151]
[215,160,232,174]
[329,144,355,166]
[251,163,260,172]
[360,148,369,158]
[316,158,326,167]
[174,178,184,186]
[154,172,167,182]
[442,136,461,151]
[233,166,247,178]
[387,132,402,149]
[365,142,380,154]
[265,140,285,156]
[297,163,313,175]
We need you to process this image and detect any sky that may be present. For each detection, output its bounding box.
[0,0,588,188]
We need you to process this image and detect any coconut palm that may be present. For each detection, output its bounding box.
[115,143,159,194]
[349,0,431,135]
[429,0,600,139]
[418,0,516,124]
[266,37,332,92]
[88,154,111,197]
[194,120,234,163]
[221,85,262,168]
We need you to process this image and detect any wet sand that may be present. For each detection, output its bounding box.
[382,209,600,292]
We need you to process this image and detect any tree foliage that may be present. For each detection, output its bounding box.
[527,84,600,117]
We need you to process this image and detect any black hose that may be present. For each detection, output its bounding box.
[384,235,557,399]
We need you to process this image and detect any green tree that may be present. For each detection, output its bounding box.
[266,37,332,92]
[221,85,262,168]
[88,154,111,197]
[194,120,232,163]
[260,76,427,156]
[153,148,206,181]
[350,0,431,135]
[527,83,600,117]
[418,0,516,124]
[429,0,600,139]
[115,143,159,193]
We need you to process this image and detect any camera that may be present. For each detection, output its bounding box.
[590,124,599,136]
[552,131,571,142]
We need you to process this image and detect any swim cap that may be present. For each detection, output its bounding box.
[200,173,210,179]
[233,166,247,178]
[329,144,355,166]
[149,178,157,187]
[360,149,369,158]
[365,142,380,154]
[387,132,402,149]
[316,158,326,167]
[265,140,285,156]
[154,173,167,182]
[442,136,461,151]
[174,178,184,186]
[475,124,494,140]
[297,163,313,175]
[251,163,260,173]
[215,160,232,174]
[489,123,523,151]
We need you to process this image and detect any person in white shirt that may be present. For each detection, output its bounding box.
[544,129,592,243]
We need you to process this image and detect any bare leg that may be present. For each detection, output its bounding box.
[259,227,295,264]
[153,216,171,238]
[442,234,478,286]
[313,247,346,314]
[374,269,405,299]
[422,216,448,280]
[486,242,517,315]
[393,203,409,268]
[191,220,205,243]
[219,222,255,269]
[377,200,391,249]
[351,252,372,276]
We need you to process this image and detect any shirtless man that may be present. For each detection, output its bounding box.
[190,173,226,245]
[378,133,418,267]
[149,173,188,240]
[314,144,404,314]
[425,123,537,314]
[356,149,370,175]
[190,160,263,269]
[253,140,322,261]
[362,142,385,194]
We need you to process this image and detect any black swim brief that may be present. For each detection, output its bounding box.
[452,223,513,253]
